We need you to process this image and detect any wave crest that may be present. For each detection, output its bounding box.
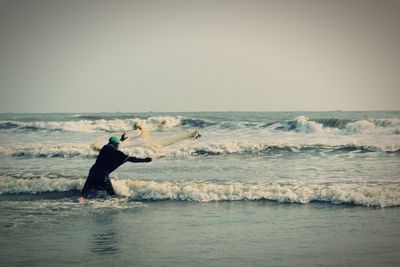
[270,116,400,134]
[1,115,399,134]
[0,116,184,133]
[0,145,97,158]
[1,177,398,208]
[0,177,84,194]
[1,141,398,159]
[167,141,399,157]
[114,180,400,208]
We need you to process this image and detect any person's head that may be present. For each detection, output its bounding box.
[109,136,120,148]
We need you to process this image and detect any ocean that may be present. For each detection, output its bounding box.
[0,111,399,266]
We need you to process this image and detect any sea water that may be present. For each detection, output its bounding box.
[0,111,399,266]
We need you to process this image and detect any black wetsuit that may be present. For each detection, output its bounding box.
[80,143,149,198]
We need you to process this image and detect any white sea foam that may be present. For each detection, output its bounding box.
[0,143,155,158]
[345,119,400,134]
[145,116,182,129]
[2,177,396,207]
[113,180,400,207]
[268,116,400,135]
[1,139,398,159]
[294,116,329,133]
[162,141,400,157]
[2,115,399,135]
[0,116,183,133]
[0,177,84,194]
[0,144,98,158]
[0,119,133,132]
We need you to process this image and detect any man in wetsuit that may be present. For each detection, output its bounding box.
[78,134,151,203]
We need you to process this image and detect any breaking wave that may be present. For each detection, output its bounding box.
[0,119,134,132]
[269,116,400,134]
[1,115,399,134]
[0,177,84,194]
[181,118,217,128]
[175,142,400,156]
[0,145,98,158]
[0,116,184,133]
[1,141,398,159]
[1,177,399,208]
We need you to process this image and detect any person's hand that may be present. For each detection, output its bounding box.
[120,133,128,142]
[144,157,152,162]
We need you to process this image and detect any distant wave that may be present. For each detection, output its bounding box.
[1,141,398,159]
[1,115,399,134]
[312,118,356,129]
[0,119,134,132]
[140,116,182,129]
[0,116,183,133]
[0,145,98,158]
[178,142,400,156]
[181,118,218,128]
[180,116,400,134]
[268,116,400,134]
[0,122,20,130]
[1,177,399,208]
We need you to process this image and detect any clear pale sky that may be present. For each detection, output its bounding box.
[0,0,399,112]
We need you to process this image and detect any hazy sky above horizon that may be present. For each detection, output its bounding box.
[0,0,399,112]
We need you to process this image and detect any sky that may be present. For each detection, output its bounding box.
[0,0,399,112]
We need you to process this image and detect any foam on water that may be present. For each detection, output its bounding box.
[1,140,398,159]
[270,116,400,134]
[0,177,84,194]
[0,112,399,209]
[1,112,399,267]
[1,115,399,134]
[0,144,98,158]
[144,116,183,129]
[168,141,400,157]
[345,119,400,134]
[1,177,399,208]
[0,116,183,133]
[113,179,400,207]
[0,119,133,132]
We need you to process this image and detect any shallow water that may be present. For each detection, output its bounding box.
[1,200,400,267]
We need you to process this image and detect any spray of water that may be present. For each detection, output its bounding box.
[90,121,200,156]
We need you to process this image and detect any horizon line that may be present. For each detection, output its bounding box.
[0,110,399,114]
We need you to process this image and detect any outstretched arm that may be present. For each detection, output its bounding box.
[127,156,152,163]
